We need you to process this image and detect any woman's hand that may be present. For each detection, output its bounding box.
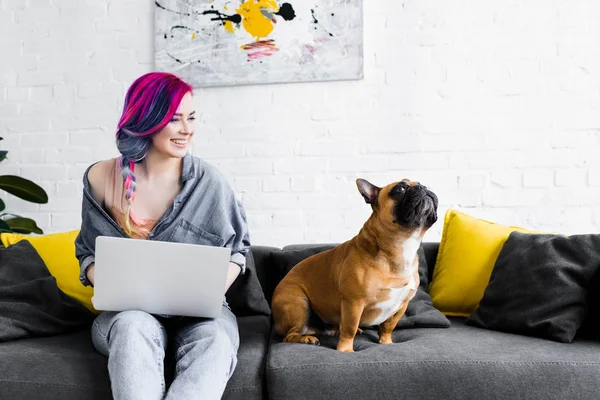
[86,263,95,286]
[225,262,241,291]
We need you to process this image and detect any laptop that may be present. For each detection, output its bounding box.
[92,236,231,318]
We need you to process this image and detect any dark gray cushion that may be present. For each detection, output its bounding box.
[421,241,439,283]
[0,330,111,400]
[250,245,282,305]
[266,317,600,400]
[269,244,450,329]
[0,315,271,400]
[467,232,600,343]
[225,249,271,317]
[223,315,270,400]
[579,269,600,339]
[0,241,94,342]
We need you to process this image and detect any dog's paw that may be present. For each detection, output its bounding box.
[300,335,320,345]
[378,336,393,344]
[283,334,320,345]
[337,339,355,352]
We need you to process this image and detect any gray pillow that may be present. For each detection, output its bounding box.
[0,241,94,342]
[225,248,271,317]
[466,232,600,343]
[578,270,600,339]
[269,245,450,329]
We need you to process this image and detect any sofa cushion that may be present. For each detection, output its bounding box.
[428,209,539,317]
[223,315,270,400]
[0,241,94,342]
[0,315,271,400]
[467,232,600,343]
[225,249,271,317]
[249,245,282,305]
[268,244,450,329]
[0,330,111,400]
[579,268,600,339]
[1,230,96,313]
[266,317,600,400]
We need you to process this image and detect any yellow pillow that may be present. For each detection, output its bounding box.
[1,230,97,313]
[428,209,537,317]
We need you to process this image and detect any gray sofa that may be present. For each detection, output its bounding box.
[1,242,599,400]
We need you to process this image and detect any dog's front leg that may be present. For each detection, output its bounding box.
[377,272,418,344]
[337,300,364,352]
[378,301,409,344]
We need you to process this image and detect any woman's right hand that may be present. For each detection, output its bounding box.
[87,263,95,286]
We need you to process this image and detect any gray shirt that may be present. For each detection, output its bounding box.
[74,153,251,286]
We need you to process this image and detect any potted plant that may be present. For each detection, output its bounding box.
[0,137,48,234]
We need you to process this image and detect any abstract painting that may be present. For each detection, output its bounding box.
[155,0,363,87]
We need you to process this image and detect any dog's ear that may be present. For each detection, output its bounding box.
[356,179,380,204]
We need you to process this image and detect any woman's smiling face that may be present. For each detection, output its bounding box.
[151,91,195,158]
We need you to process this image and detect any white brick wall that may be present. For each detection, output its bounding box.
[1,0,600,248]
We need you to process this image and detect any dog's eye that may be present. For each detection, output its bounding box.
[392,185,406,194]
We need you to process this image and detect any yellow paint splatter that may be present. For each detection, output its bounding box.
[236,0,279,40]
[224,20,234,33]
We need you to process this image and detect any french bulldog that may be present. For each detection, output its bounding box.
[271,178,438,352]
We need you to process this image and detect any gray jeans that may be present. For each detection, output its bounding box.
[91,305,239,400]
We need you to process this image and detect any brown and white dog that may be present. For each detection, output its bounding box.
[271,178,438,352]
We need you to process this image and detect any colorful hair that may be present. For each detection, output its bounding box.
[115,72,193,235]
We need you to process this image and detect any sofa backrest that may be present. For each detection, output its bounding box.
[250,242,599,337]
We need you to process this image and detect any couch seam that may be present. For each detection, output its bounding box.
[267,360,600,371]
[0,379,111,391]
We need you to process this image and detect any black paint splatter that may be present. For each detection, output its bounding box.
[155,1,191,16]
[158,0,297,33]
[202,10,242,25]
[170,54,183,63]
[310,8,334,37]
[170,25,200,36]
[275,3,296,21]
[166,26,202,63]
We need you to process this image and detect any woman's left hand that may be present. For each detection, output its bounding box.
[225,262,242,291]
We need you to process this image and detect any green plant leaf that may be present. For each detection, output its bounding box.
[0,212,21,219]
[5,217,43,234]
[0,199,4,212]
[0,151,7,162]
[0,175,48,203]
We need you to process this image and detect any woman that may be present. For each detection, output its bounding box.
[74,72,250,400]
